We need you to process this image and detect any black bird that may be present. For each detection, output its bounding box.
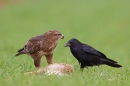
[65,38,122,69]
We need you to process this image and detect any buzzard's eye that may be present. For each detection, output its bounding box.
[55,34,61,36]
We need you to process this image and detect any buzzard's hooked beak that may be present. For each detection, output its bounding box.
[65,43,71,47]
[60,35,64,39]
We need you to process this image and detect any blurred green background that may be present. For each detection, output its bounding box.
[0,0,130,86]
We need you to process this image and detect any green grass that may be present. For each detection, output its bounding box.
[0,0,130,86]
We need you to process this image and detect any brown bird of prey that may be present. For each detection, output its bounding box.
[15,30,64,68]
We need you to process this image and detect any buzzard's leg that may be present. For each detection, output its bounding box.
[45,54,53,65]
[34,56,42,68]
[31,53,42,68]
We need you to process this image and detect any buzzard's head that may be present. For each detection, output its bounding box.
[47,30,64,39]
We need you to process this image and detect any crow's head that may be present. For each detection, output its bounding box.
[65,38,81,47]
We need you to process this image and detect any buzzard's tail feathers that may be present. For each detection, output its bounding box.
[15,48,26,57]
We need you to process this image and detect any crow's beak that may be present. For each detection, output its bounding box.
[65,43,71,47]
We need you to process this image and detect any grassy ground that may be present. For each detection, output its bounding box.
[0,0,130,86]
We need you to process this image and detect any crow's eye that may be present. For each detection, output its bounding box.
[70,42,74,44]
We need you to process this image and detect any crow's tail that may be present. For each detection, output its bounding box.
[104,60,122,68]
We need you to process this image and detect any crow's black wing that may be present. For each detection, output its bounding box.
[81,44,117,63]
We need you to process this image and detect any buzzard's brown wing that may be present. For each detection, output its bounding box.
[25,35,43,54]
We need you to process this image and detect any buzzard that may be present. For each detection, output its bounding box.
[15,30,64,68]
[25,63,73,76]
[65,38,122,69]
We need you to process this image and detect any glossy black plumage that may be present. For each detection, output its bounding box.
[65,38,122,69]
